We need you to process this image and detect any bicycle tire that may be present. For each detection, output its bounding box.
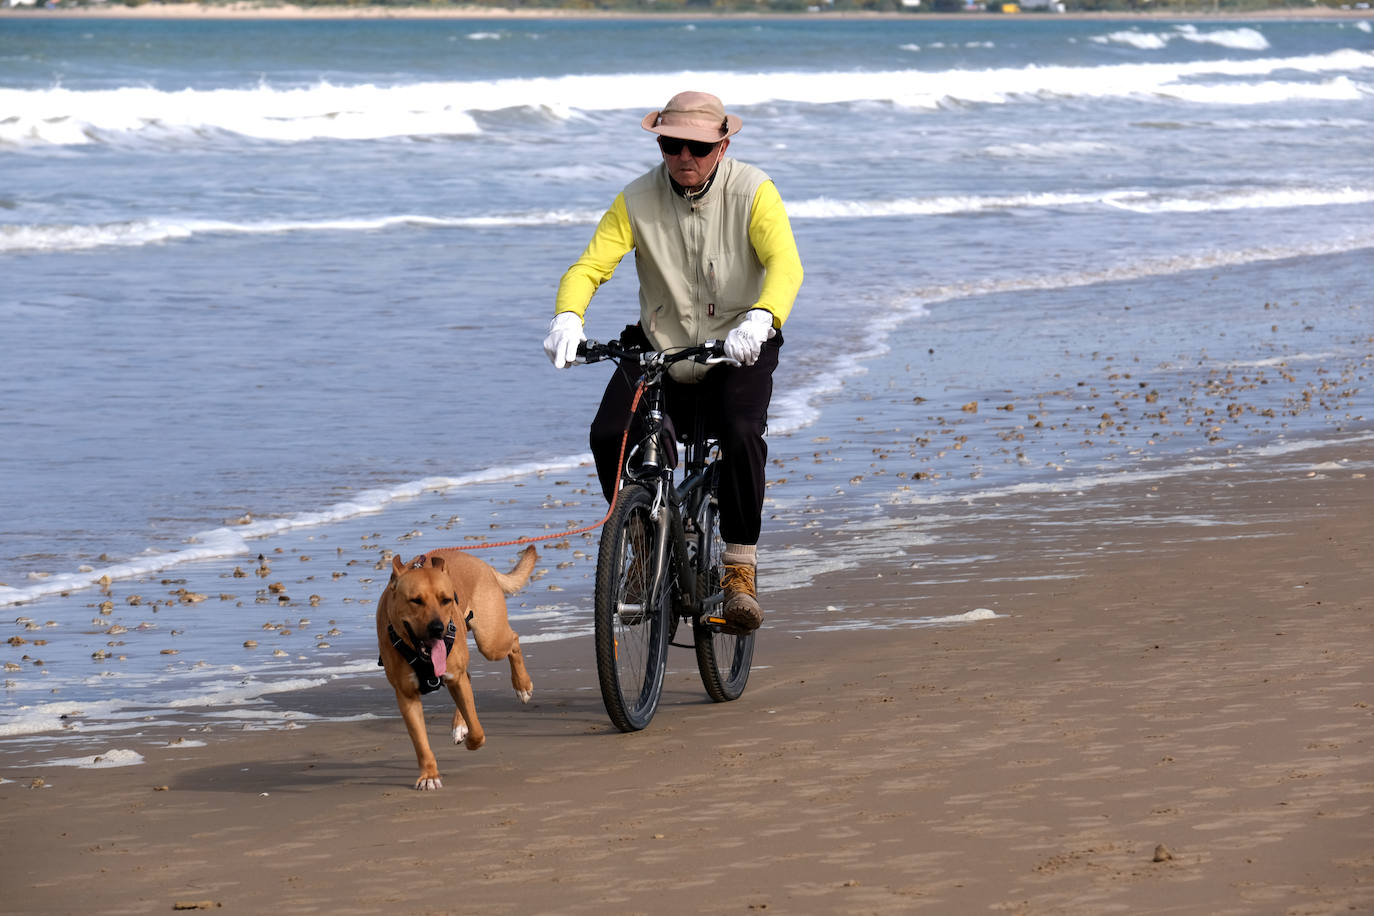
[692,493,754,702]
[594,483,671,732]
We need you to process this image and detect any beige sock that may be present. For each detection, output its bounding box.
[723,543,757,568]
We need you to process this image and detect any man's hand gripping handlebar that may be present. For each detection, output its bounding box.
[575,339,731,368]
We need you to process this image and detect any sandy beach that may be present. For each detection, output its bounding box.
[2,438,1369,914]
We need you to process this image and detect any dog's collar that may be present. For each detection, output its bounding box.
[384,619,460,695]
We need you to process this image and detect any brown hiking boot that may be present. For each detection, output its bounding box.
[720,562,763,632]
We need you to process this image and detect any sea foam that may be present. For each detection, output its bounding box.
[1093,25,1271,52]
[41,748,146,769]
[3,49,1370,150]
[0,212,603,254]
[8,184,1371,255]
[809,607,1005,633]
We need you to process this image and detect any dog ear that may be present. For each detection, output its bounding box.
[429,555,446,572]
[390,554,406,581]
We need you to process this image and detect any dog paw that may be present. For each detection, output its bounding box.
[452,723,468,745]
[517,688,533,704]
[465,733,485,751]
[414,776,443,791]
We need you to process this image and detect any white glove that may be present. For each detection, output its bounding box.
[723,309,776,366]
[542,312,585,369]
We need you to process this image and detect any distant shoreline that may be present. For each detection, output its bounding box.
[5,3,1371,21]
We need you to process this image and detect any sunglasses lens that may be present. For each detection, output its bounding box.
[659,137,716,157]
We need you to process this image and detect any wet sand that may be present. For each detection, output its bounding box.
[2,441,1370,914]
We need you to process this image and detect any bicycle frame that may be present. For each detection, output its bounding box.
[618,357,722,626]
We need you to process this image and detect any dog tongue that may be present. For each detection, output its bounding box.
[428,638,447,681]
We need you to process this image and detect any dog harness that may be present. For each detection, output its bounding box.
[381,618,461,696]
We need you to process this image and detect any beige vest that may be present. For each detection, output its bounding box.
[624,158,769,382]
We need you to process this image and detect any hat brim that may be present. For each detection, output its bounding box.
[641,110,742,143]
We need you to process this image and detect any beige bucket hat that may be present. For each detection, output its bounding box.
[641,91,742,143]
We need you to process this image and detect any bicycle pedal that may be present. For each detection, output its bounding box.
[702,615,746,636]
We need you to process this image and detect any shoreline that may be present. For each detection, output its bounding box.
[6,3,1372,20]
[2,436,1369,912]
[3,240,1370,746]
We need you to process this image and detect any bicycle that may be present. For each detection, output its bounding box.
[578,338,756,732]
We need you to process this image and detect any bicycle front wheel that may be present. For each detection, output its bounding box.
[594,483,670,732]
[693,493,754,702]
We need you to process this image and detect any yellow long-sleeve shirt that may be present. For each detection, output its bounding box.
[555,176,803,332]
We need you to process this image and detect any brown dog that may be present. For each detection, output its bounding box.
[376,544,537,790]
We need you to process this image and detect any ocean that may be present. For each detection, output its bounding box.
[1,13,1371,753]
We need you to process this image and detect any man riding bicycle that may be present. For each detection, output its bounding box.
[543,90,803,633]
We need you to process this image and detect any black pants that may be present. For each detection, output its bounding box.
[589,324,781,546]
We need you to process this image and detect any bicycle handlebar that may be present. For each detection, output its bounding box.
[577,339,726,367]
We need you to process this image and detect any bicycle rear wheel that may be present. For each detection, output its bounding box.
[693,493,754,702]
[594,483,670,732]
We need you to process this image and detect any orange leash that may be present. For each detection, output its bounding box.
[424,379,646,556]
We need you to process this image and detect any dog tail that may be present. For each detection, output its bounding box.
[493,544,538,595]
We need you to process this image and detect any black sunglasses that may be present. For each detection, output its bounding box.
[657,136,720,158]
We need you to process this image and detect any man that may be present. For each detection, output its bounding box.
[543,90,803,632]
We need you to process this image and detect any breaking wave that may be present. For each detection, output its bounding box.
[7,184,1371,253]
[3,48,1370,149]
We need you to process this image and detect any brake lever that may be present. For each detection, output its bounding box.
[694,339,730,365]
[578,340,602,364]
